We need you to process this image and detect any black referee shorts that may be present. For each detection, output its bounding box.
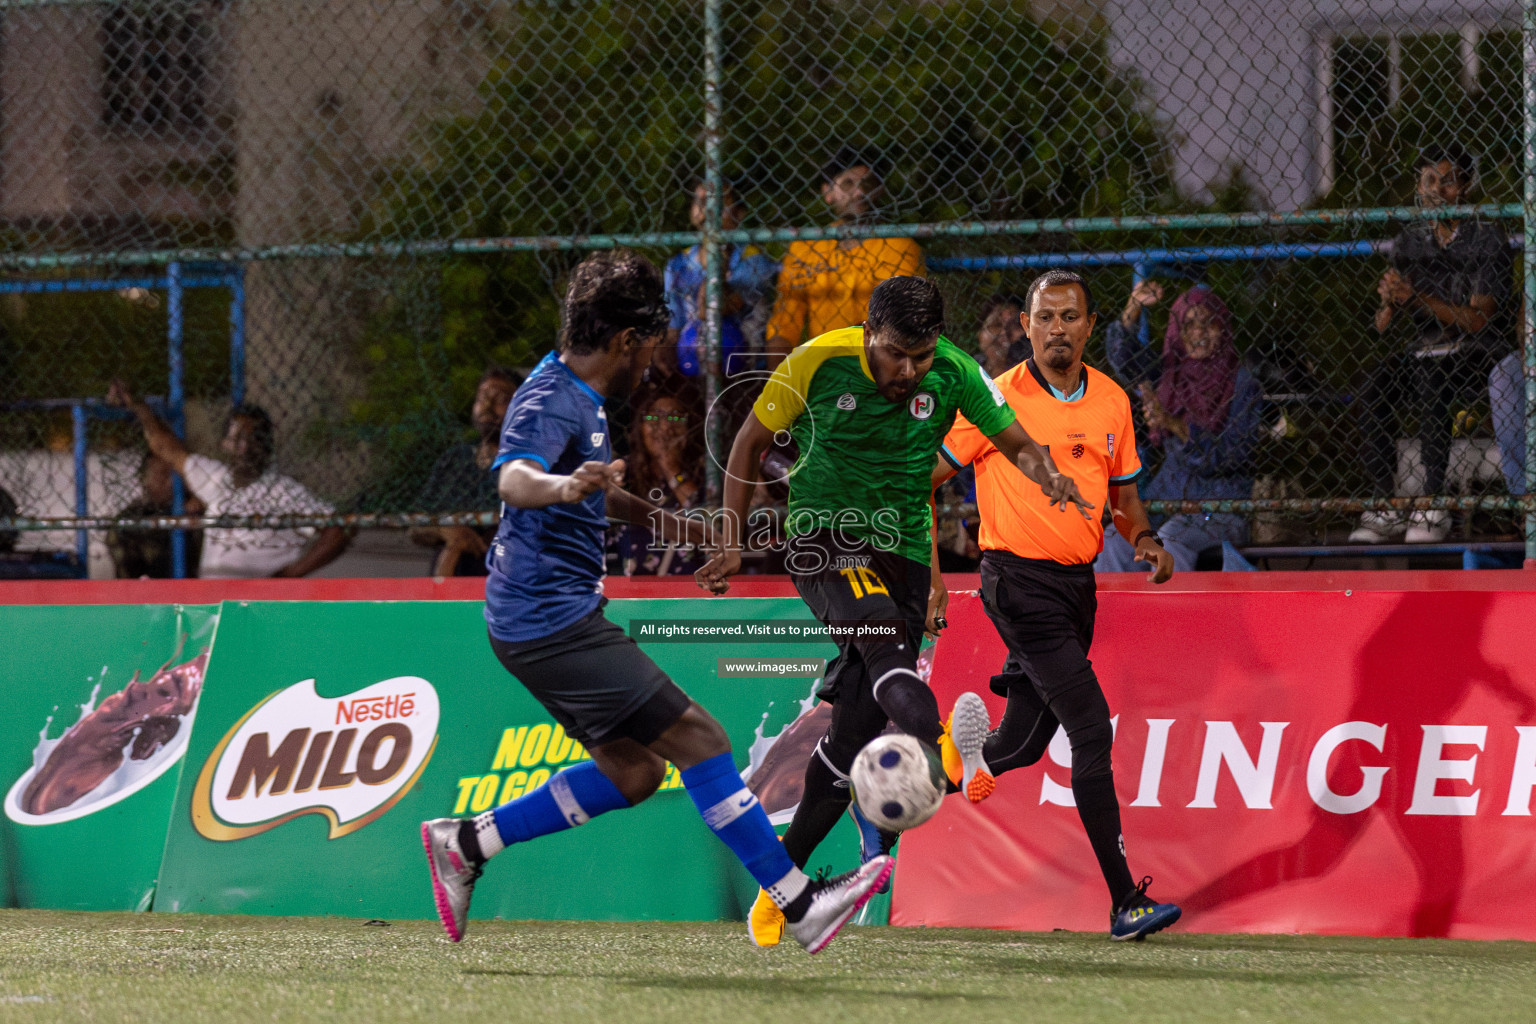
[488,602,691,749]
[979,550,1097,698]
[979,550,1115,781]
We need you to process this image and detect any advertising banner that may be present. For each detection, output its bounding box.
[0,603,218,910]
[895,590,1536,940]
[154,598,868,923]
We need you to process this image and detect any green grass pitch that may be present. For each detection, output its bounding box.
[0,912,1530,1023]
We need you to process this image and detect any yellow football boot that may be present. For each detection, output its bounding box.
[748,886,785,947]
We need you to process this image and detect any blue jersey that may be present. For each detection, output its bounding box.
[484,352,610,642]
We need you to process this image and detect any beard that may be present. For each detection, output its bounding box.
[1040,345,1077,372]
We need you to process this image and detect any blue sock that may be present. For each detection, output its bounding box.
[681,752,807,907]
[468,761,629,860]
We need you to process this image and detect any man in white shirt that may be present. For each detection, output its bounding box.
[108,382,350,578]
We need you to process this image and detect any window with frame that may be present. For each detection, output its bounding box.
[100,2,213,134]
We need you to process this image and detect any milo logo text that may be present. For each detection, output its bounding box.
[193,677,440,841]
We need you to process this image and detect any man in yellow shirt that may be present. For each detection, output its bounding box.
[765,149,924,362]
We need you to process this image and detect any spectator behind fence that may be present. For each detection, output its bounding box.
[1352,145,1512,543]
[108,382,349,577]
[1098,285,1261,572]
[765,147,924,361]
[411,367,523,577]
[107,452,205,578]
[1490,300,1528,497]
[976,293,1028,377]
[615,378,707,576]
[663,180,778,378]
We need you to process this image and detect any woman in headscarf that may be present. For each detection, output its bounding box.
[1098,284,1263,572]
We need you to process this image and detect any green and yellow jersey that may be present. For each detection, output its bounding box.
[752,326,1016,563]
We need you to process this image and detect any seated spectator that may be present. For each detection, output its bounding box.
[663,180,778,378]
[1352,145,1512,543]
[107,451,206,578]
[765,147,924,361]
[1097,285,1262,573]
[411,367,522,576]
[108,381,349,578]
[1490,350,1527,497]
[976,293,1027,377]
[614,379,706,576]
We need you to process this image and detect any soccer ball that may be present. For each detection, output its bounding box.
[849,734,945,832]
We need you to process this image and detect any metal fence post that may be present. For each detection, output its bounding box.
[1525,0,1536,567]
[70,401,87,571]
[702,0,724,504]
[168,261,187,580]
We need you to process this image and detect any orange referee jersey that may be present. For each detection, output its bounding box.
[941,359,1141,565]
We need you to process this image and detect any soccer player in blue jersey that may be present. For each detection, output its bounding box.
[421,251,890,952]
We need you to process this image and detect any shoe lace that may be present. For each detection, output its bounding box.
[1117,876,1154,914]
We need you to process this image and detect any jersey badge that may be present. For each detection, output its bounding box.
[909,392,935,419]
[837,392,857,411]
[590,432,605,447]
[1107,432,1116,458]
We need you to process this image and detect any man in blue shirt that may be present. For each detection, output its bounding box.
[421,251,889,954]
[664,180,778,376]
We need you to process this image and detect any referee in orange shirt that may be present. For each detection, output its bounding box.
[933,269,1183,941]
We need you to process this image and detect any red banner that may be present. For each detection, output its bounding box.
[895,587,1536,939]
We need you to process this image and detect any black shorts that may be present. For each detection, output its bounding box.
[979,550,1097,700]
[488,603,691,749]
[787,530,929,704]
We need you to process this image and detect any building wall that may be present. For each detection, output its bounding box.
[1106,0,1518,210]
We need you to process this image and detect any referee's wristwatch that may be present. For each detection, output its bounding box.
[1132,529,1161,548]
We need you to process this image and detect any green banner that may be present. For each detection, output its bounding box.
[154,598,873,923]
[0,603,219,911]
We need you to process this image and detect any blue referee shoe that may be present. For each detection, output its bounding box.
[1110,877,1181,941]
[847,800,898,894]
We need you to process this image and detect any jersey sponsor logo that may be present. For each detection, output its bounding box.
[836,392,857,411]
[909,392,935,419]
[590,432,605,447]
[191,677,439,841]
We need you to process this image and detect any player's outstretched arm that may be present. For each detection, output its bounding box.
[985,419,1094,519]
[695,412,772,594]
[498,457,623,509]
[1109,482,1173,584]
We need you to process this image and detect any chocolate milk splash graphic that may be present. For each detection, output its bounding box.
[18,642,208,817]
[742,645,932,823]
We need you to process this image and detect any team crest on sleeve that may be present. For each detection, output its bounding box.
[909,393,935,419]
[1107,432,1116,458]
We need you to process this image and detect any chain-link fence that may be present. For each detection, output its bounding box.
[0,0,1532,578]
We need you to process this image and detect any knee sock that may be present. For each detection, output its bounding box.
[460,760,630,863]
[1072,772,1136,908]
[681,752,814,921]
[781,743,854,868]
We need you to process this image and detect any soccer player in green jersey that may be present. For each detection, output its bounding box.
[696,276,1091,944]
